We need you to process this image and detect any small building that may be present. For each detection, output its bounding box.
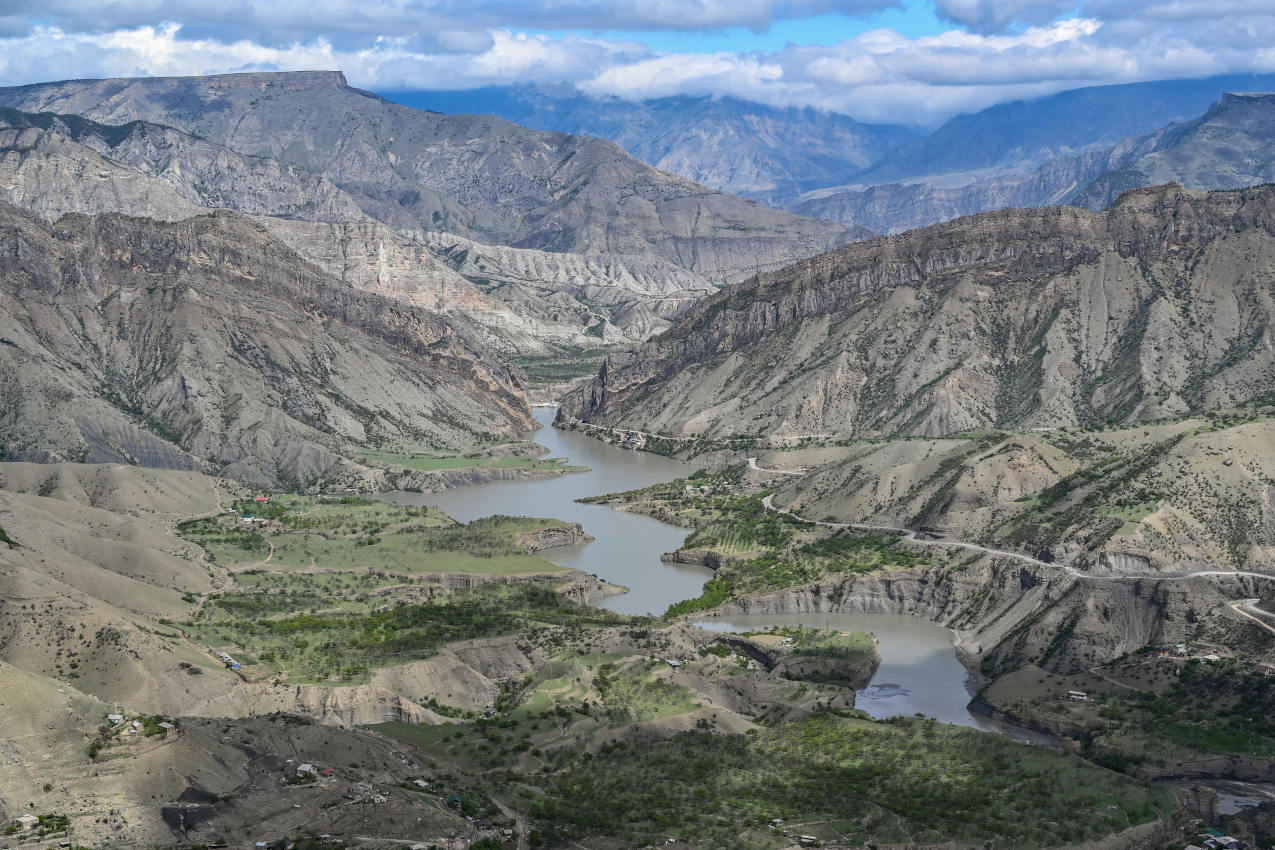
[665,659,681,669]
[319,767,334,777]
[16,814,39,830]
[158,721,176,732]
[107,713,124,724]
[1067,691,1089,701]
[297,763,316,775]
[255,495,271,503]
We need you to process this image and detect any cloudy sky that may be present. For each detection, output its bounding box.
[3,1,1275,124]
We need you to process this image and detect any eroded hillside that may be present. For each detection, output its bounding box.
[562,184,1275,441]
[0,202,533,486]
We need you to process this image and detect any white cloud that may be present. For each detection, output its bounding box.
[581,53,787,101]
[932,0,1078,32]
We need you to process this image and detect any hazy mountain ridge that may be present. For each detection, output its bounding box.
[384,85,918,199]
[379,74,1275,239]
[795,88,1275,234]
[855,72,1275,184]
[1069,92,1275,209]
[561,184,1275,440]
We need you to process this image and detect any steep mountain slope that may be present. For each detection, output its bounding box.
[384,84,917,200]
[0,201,534,486]
[0,108,713,352]
[560,184,1275,440]
[0,71,852,286]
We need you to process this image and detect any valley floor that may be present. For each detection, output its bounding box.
[3,407,1275,847]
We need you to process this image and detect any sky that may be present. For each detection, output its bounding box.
[2,1,1275,125]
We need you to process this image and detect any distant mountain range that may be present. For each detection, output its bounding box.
[382,85,919,201]
[391,74,1275,234]
[796,83,1275,233]
[8,69,1275,486]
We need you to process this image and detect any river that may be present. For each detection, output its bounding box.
[383,408,995,729]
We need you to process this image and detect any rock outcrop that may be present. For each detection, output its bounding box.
[711,553,1260,677]
[516,523,594,552]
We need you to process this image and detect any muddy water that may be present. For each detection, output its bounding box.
[694,612,991,729]
[382,408,995,728]
[383,408,708,616]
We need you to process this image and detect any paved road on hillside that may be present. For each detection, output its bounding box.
[1232,599,1275,635]
[747,457,805,475]
[760,492,1275,588]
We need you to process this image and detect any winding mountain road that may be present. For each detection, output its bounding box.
[748,457,806,475]
[759,490,1275,591]
[1231,599,1275,636]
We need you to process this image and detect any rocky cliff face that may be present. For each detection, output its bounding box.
[561,184,1275,440]
[0,72,852,286]
[0,202,534,486]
